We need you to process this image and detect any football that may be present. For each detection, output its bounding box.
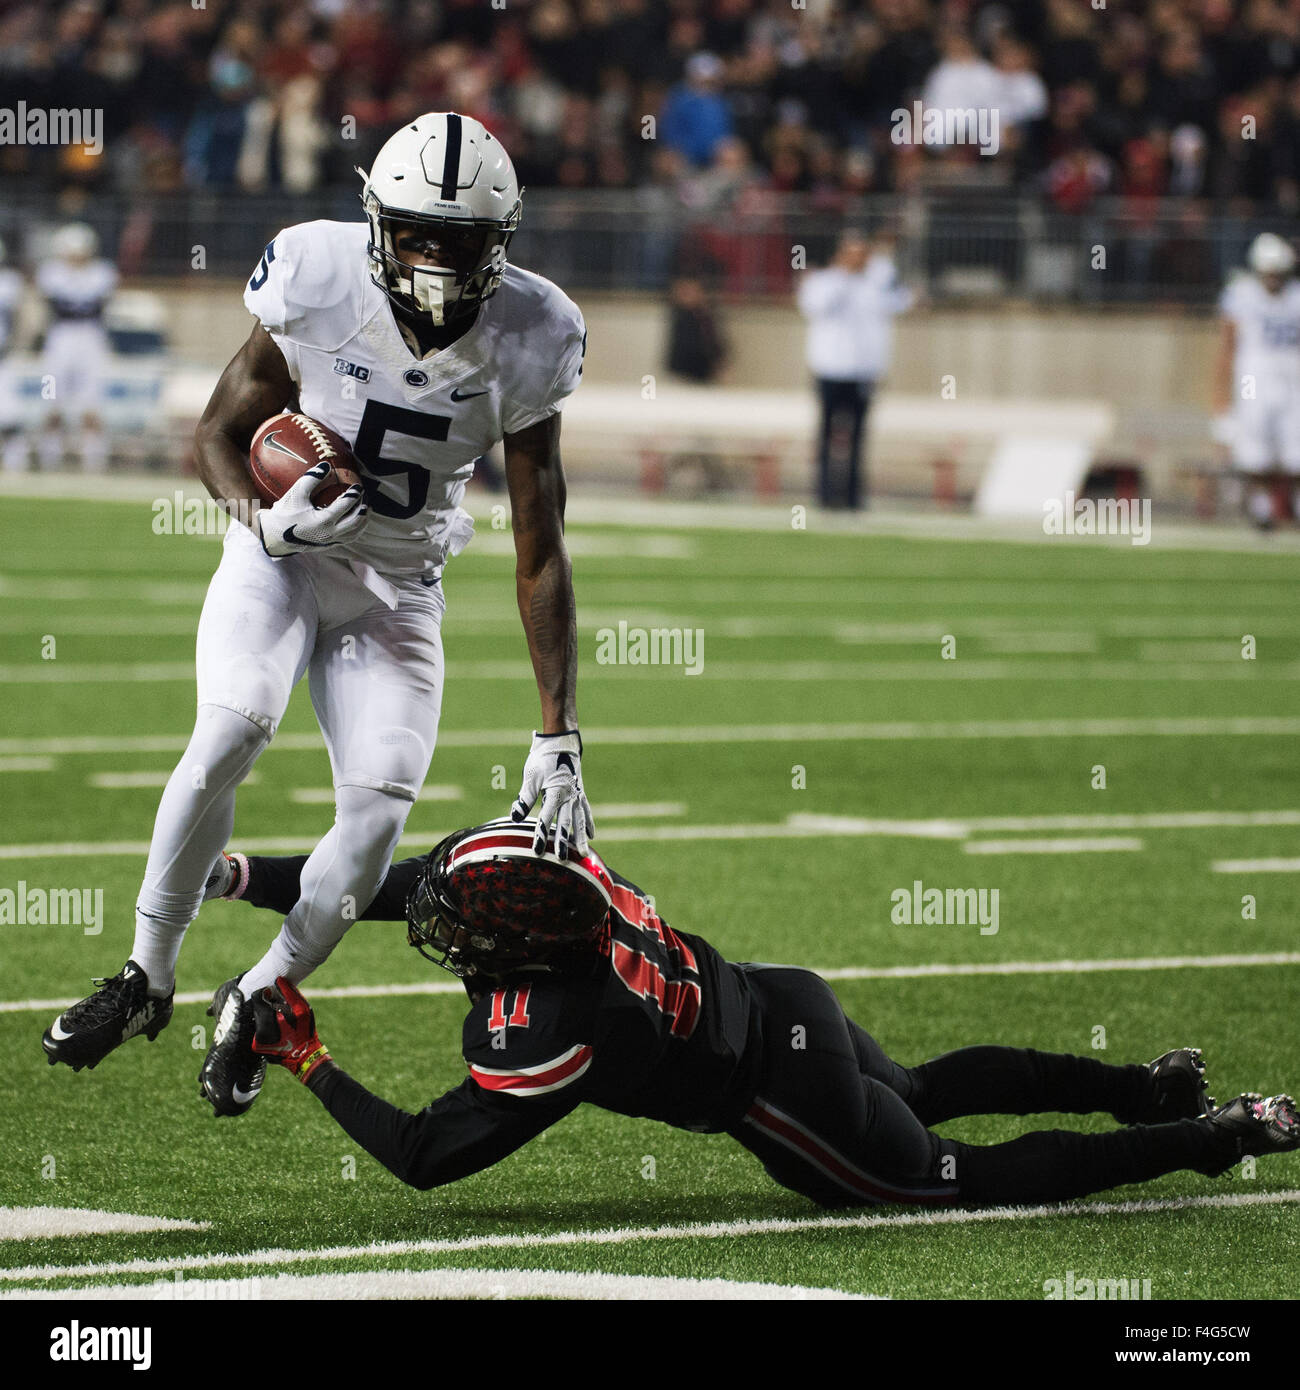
[248,412,363,507]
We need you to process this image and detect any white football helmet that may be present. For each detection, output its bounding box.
[359,111,522,328]
[50,223,98,262]
[1248,232,1295,278]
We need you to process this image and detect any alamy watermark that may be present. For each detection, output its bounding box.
[890,879,999,935]
[1043,492,1151,546]
[0,103,103,156]
[1,881,103,934]
[891,102,999,157]
[595,621,704,676]
[1043,1270,1152,1300]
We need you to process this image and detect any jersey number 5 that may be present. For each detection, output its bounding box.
[352,400,450,520]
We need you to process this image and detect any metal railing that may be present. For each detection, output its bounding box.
[0,188,1288,305]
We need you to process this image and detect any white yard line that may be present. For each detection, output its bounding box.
[3,952,1294,1017]
[0,757,54,773]
[1212,858,1300,873]
[5,715,1300,759]
[6,803,1300,859]
[2,1189,1295,1287]
[963,837,1144,854]
[4,1267,870,1301]
[90,771,260,790]
[0,1208,209,1240]
[1,659,1295,683]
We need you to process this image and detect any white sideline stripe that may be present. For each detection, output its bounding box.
[0,757,54,772]
[291,785,462,805]
[4,951,1296,1016]
[3,1267,871,1302]
[3,1190,1297,1288]
[1213,858,1300,873]
[5,715,1300,759]
[963,837,1144,854]
[0,1208,209,1241]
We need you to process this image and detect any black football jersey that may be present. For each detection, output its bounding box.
[461,869,759,1132]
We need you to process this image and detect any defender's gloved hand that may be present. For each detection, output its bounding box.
[252,977,332,1084]
[255,462,368,557]
[511,730,595,855]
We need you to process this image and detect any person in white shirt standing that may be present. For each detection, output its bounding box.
[35,223,118,473]
[797,230,914,509]
[0,236,27,473]
[1213,232,1300,529]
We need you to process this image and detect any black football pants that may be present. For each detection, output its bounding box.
[729,965,1229,1208]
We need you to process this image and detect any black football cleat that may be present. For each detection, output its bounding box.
[42,959,173,1071]
[1197,1093,1300,1176]
[1112,1047,1213,1125]
[199,976,266,1117]
[1146,1047,1214,1120]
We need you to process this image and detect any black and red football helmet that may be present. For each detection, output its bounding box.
[406,818,613,980]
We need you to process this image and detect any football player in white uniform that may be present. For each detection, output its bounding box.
[1213,232,1300,528]
[34,223,118,473]
[42,113,596,1119]
[0,237,26,473]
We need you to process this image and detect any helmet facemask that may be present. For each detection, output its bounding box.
[361,183,520,329]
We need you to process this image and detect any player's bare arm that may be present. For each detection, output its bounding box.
[194,322,295,518]
[505,411,576,735]
[505,411,595,854]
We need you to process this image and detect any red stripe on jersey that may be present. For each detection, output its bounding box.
[609,883,698,973]
[610,940,702,1039]
[744,1099,959,1206]
[470,1043,593,1096]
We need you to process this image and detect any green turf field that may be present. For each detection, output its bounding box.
[1,494,1298,1300]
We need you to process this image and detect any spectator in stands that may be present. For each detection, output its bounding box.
[796,229,914,510]
[659,52,733,168]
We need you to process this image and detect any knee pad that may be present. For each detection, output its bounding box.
[200,654,295,738]
[189,703,270,784]
[334,724,431,802]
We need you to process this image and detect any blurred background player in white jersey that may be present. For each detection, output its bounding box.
[0,237,25,474]
[34,223,118,473]
[1213,232,1300,530]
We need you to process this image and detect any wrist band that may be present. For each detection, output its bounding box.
[295,1045,330,1081]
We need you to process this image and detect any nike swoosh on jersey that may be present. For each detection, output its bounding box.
[450,386,488,401]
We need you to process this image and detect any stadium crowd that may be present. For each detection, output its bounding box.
[0,0,1298,216]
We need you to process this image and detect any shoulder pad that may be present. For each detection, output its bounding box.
[244,221,374,352]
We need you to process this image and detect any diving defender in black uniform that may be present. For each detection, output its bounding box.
[229,819,1298,1205]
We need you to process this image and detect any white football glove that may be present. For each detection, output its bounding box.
[511,730,595,855]
[255,462,369,557]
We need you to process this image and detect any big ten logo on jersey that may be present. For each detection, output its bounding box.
[333,357,371,383]
[488,985,532,1048]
